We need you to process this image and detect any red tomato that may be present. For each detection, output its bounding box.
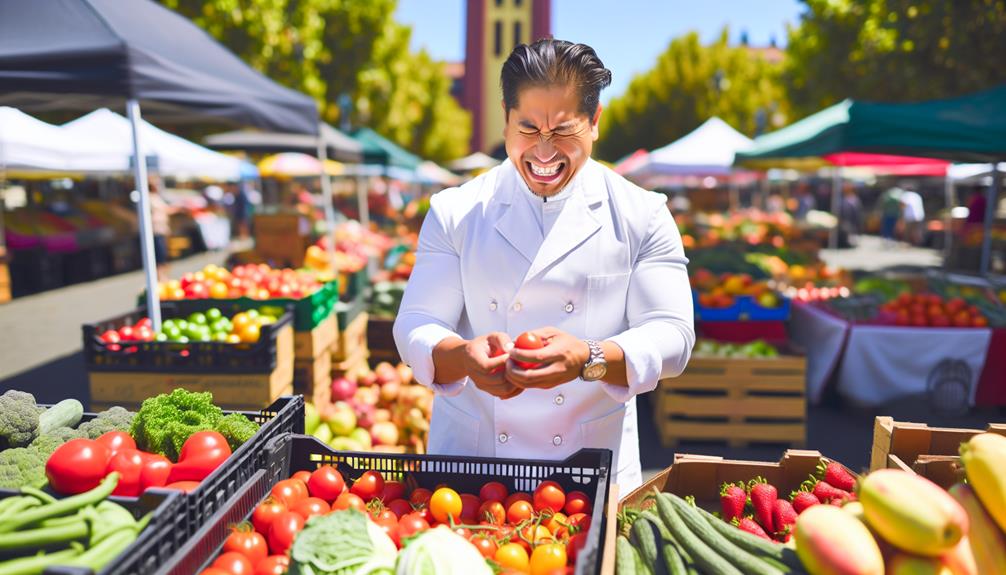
[350,471,385,502]
[267,512,304,555]
[307,466,345,502]
[387,498,413,519]
[46,439,111,495]
[292,497,330,520]
[223,525,268,564]
[271,479,308,507]
[253,555,289,575]
[397,512,430,538]
[470,535,498,559]
[164,481,200,493]
[169,431,232,483]
[251,499,287,536]
[138,454,173,492]
[478,500,506,525]
[95,431,136,457]
[567,532,587,565]
[504,492,533,509]
[534,481,566,514]
[453,526,472,539]
[507,500,535,524]
[382,481,406,502]
[409,488,432,507]
[106,448,146,497]
[563,491,591,516]
[479,481,509,503]
[415,506,434,525]
[513,331,544,369]
[374,512,401,547]
[212,552,254,575]
[291,470,312,484]
[332,492,366,512]
[460,494,481,523]
[567,513,591,533]
[198,569,231,575]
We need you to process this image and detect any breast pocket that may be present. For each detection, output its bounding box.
[585,272,631,339]
[427,398,480,456]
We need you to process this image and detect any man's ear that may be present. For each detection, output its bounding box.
[591,104,603,141]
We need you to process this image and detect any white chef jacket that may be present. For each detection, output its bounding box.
[393,158,695,492]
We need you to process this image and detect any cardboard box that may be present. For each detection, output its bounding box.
[294,314,337,360]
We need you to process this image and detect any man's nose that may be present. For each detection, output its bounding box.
[533,139,557,162]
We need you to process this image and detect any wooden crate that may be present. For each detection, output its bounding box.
[367,317,400,364]
[870,416,1006,488]
[619,450,842,512]
[598,483,619,575]
[294,314,337,361]
[293,352,332,407]
[333,311,368,363]
[89,325,294,411]
[653,355,807,448]
[253,213,309,267]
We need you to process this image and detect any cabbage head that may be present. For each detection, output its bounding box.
[395,526,492,575]
[289,509,397,575]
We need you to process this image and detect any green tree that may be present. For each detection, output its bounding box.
[597,30,788,162]
[785,0,1006,118]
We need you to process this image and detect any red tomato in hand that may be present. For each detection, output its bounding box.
[271,479,308,507]
[222,525,268,564]
[350,471,385,502]
[292,497,330,520]
[397,512,430,538]
[513,331,544,369]
[95,431,136,457]
[479,481,508,503]
[564,491,592,515]
[307,465,345,502]
[534,481,566,514]
[387,498,413,519]
[252,499,287,536]
[332,492,366,512]
[46,439,111,495]
[254,556,289,575]
[212,552,254,575]
[267,512,304,555]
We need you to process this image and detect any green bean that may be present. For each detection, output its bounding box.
[0,473,119,534]
[0,546,82,575]
[62,527,137,571]
[19,487,56,505]
[0,521,89,552]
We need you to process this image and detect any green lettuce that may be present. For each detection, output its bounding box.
[289,509,397,575]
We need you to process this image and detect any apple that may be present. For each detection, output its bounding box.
[355,403,376,430]
[354,386,380,407]
[374,362,399,385]
[349,427,373,449]
[304,402,321,434]
[325,402,357,436]
[359,371,379,387]
[311,421,333,444]
[331,377,358,402]
[380,381,401,403]
[371,421,400,446]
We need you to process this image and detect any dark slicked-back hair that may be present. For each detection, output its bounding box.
[501,38,612,119]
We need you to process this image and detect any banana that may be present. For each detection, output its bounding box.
[887,553,953,575]
[795,505,885,575]
[859,469,969,557]
[948,482,1006,574]
[959,432,1006,533]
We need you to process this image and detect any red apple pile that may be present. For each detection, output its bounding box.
[158,263,322,301]
[881,293,989,328]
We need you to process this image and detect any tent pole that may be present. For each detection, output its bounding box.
[357,175,370,228]
[316,126,337,260]
[944,174,954,260]
[980,163,1000,275]
[830,167,841,249]
[127,99,161,332]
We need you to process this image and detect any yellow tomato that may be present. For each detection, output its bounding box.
[226,334,241,344]
[238,323,261,343]
[209,282,229,299]
[429,487,462,524]
[530,543,567,575]
[495,543,529,572]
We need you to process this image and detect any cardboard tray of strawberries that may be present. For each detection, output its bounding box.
[619,449,857,543]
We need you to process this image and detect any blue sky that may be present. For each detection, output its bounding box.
[394,0,805,103]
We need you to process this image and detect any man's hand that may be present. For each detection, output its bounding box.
[505,327,590,390]
[463,332,524,399]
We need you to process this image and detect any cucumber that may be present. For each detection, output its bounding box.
[694,499,806,572]
[652,489,743,575]
[631,518,666,575]
[39,399,84,436]
[640,510,696,566]
[662,542,687,575]
[617,535,640,575]
[665,493,785,575]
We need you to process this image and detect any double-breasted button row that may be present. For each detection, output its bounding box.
[488,299,575,313]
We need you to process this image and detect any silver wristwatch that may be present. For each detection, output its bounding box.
[581,339,607,381]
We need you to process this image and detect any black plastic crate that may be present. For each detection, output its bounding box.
[0,488,184,575]
[82,302,293,374]
[160,434,611,575]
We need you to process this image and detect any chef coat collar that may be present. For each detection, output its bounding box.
[496,158,607,207]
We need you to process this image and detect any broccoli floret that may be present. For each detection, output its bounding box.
[0,445,46,489]
[216,413,260,451]
[76,406,136,440]
[131,389,223,460]
[31,427,82,452]
[0,390,41,448]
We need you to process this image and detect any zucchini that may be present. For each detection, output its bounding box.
[694,499,806,572]
[652,488,743,575]
[39,399,84,436]
[631,518,666,575]
[616,535,640,575]
[665,493,785,575]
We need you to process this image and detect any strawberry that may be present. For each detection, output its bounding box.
[720,482,747,523]
[748,478,777,535]
[790,490,821,514]
[771,499,798,539]
[805,476,847,503]
[734,516,771,540]
[817,461,856,492]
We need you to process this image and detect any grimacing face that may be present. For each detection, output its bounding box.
[503,85,601,197]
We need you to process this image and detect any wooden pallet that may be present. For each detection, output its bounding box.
[654,355,807,448]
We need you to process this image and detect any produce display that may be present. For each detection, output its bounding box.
[0,473,152,573]
[692,339,780,359]
[200,464,593,574]
[158,263,323,301]
[691,271,784,310]
[98,307,283,346]
[370,281,407,319]
[878,292,990,328]
[306,362,433,453]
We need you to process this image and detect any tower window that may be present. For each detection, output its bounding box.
[494,20,502,56]
[515,0,523,5]
[513,21,522,47]
[495,0,503,6]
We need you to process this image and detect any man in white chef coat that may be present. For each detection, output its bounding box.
[393,38,694,491]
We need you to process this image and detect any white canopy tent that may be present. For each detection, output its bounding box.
[949,163,1006,183]
[626,117,754,178]
[418,161,462,187]
[446,151,500,173]
[0,107,124,173]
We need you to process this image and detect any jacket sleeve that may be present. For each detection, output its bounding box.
[605,202,695,403]
[392,195,469,396]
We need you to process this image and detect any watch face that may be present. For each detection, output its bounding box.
[583,363,607,381]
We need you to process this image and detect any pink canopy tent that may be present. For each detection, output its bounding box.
[823,152,950,176]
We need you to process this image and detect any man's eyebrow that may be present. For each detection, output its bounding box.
[517,119,538,129]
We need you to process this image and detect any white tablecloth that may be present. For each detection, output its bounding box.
[790,302,850,404]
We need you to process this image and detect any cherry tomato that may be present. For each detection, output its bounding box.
[387,498,413,518]
[513,331,544,369]
[397,512,430,538]
[307,465,345,502]
[546,512,569,538]
[212,551,254,575]
[459,493,481,523]
[478,500,506,525]
[332,492,366,512]
[409,488,432,507]
[372,511,401,547]
[292,497,330,520]
[567,513,591,534]
[251,499,286,536]
[222,524,268,564]
[382,481,406,502]
[530,543,567,575]
[415,505,434,525]
[95,431,137,458]
[507,499,535,524]
[453,526,473,540]
[470,534,498,559]
[564,491,591,515]
[45,439,111,495]
[504,492,533,510]
[267,512,304,555]
[479,481,509,503]
[350,471,385,502]
[271,479,308,507]
[291,470,312,484]
[521,524,553,546]
[534,481,566,514]
[495,542,530,571]
[567,532,587,565]
[254,555,289,575]
[430,487,463,524]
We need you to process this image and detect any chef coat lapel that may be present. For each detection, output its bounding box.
[493,161,543,264]
[522,161,605,283]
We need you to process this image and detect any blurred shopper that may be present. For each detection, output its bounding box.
[878,186,903,245]
[839,183,863,247]
[900,186,925,246]
[146,178,175,281]
[794,182,815,220]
